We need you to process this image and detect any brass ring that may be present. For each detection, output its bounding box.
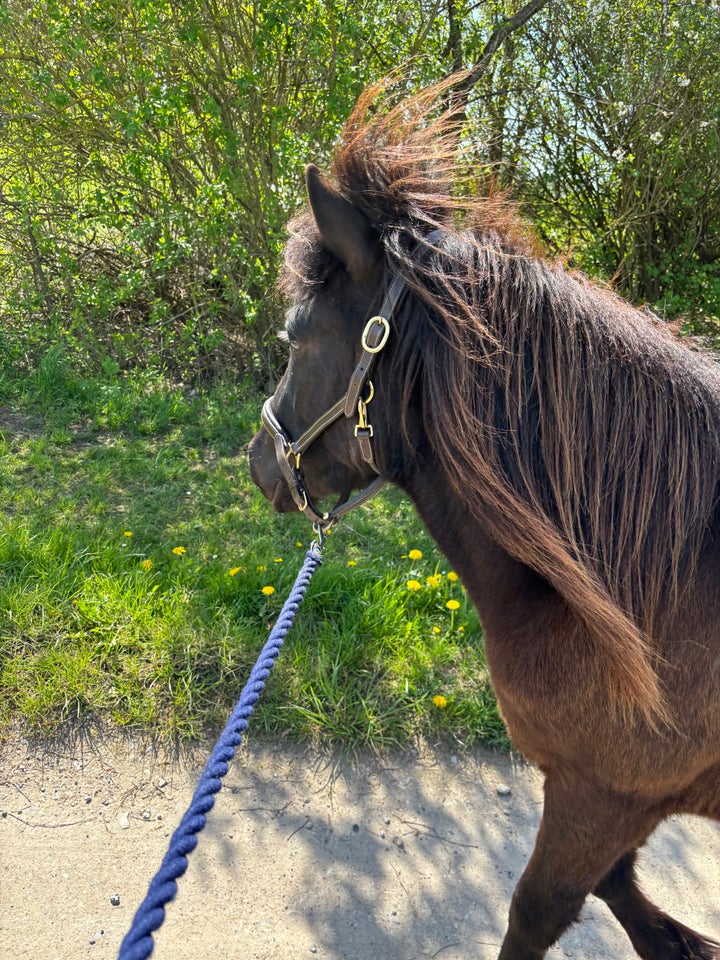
[361,316,390,354]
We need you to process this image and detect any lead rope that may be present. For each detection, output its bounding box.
[117,539,324,960]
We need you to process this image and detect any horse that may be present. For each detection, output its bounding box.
[248,81,720,959]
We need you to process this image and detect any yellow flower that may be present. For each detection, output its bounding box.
[432,626,441,634]
[140,559,153,571]
[256,564,266,573]
[347,559,357,566]
[447,571,459,582]
[123,531,133,538]
[296,541,303,548]
[172,545,187,555]
[408,549,423,560]
[432,695,448,709]
[273,557,283,563]
[446,599,460,611]
[425,574,441,588]
[406,579,422,591]
[261,585,275,596]
[228,567,241,577]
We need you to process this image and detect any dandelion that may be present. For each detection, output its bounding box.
[347,559,357,566]
[432,626,441,634]
[406,579,422,591]
[447,571,459,582]
[123,531,133,538]
[273,557,283,563]
[433,695,448,709]
[296,541,303,548]
[228,567,241,577]
[257,564,266,572]
[425,574,441,588]
[408,549,423,560]
[172,545,187,556]
[140,559,153,571]
[446,599,460,611]
[261,585,275,596]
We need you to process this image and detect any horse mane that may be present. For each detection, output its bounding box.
[281,79,720,721]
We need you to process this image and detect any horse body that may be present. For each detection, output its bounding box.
[249,83,720,958]
[406,464,720,792]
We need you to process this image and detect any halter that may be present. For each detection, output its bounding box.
[260,272,409,530]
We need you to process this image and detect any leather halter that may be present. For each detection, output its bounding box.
[260,272,409,530]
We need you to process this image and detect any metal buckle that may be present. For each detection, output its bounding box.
[361,316,390,354]
[356,387,373,433]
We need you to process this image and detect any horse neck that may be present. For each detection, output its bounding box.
[399,468,549,636]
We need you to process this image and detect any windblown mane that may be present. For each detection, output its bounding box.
[281,80,720,714]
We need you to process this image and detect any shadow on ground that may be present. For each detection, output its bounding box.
[1,733,718,959]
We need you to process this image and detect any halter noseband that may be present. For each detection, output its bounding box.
[260,272,409,530]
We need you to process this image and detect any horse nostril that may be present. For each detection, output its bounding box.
[248,433,276,491]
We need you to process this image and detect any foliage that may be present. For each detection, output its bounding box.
[467,0,720,327]
[0,0,452,383]
[0,0,716,384]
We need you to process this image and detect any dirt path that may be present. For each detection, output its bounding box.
[2,732,718,959]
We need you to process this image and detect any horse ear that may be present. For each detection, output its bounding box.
[305,164,379,280]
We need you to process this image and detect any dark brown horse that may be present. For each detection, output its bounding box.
[248,82,720,959]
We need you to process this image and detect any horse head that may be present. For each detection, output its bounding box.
[249,164,401,527]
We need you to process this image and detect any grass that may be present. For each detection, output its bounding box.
[0,344,507,750]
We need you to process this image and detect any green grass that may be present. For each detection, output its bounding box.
[0,346,506,749]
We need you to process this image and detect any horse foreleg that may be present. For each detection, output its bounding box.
[497,777,655,960]
[595,850,720,960]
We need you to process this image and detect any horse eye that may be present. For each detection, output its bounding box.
[277,329,299,352]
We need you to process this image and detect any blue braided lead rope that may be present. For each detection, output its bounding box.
[118,545,323,960]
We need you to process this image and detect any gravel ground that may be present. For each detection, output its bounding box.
[2,731,719,959]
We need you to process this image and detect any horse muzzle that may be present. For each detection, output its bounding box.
[247,429,299,514]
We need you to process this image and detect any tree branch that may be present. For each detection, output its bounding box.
[450,0,550,98]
